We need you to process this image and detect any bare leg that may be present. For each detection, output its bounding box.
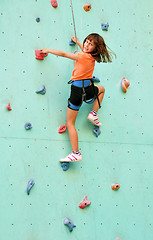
[92,85,105,112]
[66,108,79,152]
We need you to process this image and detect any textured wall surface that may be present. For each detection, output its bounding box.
[0,0,153,240]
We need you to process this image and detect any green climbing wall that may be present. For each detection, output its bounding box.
[1,0,153,239]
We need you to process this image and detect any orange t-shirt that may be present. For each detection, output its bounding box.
[71,52,95,80]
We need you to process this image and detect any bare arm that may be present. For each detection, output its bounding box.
[71,37,83,51]
[40,49,78,61]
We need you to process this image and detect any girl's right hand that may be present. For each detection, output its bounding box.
[40,49,49,54]
[71,37,79,43]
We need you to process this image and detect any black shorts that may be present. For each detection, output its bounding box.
[68,84,99,111]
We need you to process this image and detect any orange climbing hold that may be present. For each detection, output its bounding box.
[7,103,12,111]
[122,77,130,92]
[51,0,58,8]
[111,183,120,190]
[83,3,91,12]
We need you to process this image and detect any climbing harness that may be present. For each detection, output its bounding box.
[70,0,79,52]
[68,79,101,108]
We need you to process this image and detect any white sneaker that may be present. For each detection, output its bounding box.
[60,152,82,162]
[87,111,102,126]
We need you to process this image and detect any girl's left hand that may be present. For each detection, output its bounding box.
[40,49,49,54]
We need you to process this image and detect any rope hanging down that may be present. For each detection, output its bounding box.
[70,0,79,52]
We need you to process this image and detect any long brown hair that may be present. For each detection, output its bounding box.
[83,33,116,63]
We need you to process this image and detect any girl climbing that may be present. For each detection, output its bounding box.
[40,33,114,162]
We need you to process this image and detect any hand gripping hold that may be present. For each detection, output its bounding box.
[35,50,48,60]
[69,39,76,46]
[64,218,76,232]
[79,196,91,209]
[122,77,130,92]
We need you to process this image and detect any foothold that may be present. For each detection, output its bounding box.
[93,126,101,137]
[79,196,91,209]
[51,0,58,8]
[36,17,40,22]
[25,122,32,130]
[58,125,67,134]
[64,218,76,232]
[83,3,91,12]
[27,179,35,195]
[92,76,100,82]
[61,162,70,171]
[111,183,120,190]
[7,103,12,111]
[69,39,76,46]
[122,77,130,92]
[35,85,46,95]
[35,50,48,60]
[101,22,109,31]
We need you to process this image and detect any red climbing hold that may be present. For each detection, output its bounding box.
[51,0,58,8]
[79,196,91,209]
[122,77,130,92]
[83,3,91,12]
[58,125,67,134]
[35,50,48,60]
[7,103,12,111]
[111,183,120,190]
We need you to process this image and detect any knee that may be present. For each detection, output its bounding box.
[66,119,75,129]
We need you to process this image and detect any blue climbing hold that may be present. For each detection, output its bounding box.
[61,162,70,171]
[35,85,46,95]
[101,22,109,31]
[92,76,100,82]
[69,39,76,46]
[93,126,101,137]
[64,218,76,232]
[27,179,35,195]
[25,122,32,130]
[36,17,40,22]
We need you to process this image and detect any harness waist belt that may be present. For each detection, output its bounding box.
[71,79,91,88]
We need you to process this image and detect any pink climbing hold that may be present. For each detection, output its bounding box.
[35,50,48,60]
[51,0,58,8]
[79,196,91,209]
[7,103,12,111]
[122,77,130,92]
[58,125,67,134]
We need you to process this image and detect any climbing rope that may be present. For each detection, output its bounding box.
[70,0,79,52]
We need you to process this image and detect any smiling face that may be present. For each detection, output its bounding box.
[83,38,96,53]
